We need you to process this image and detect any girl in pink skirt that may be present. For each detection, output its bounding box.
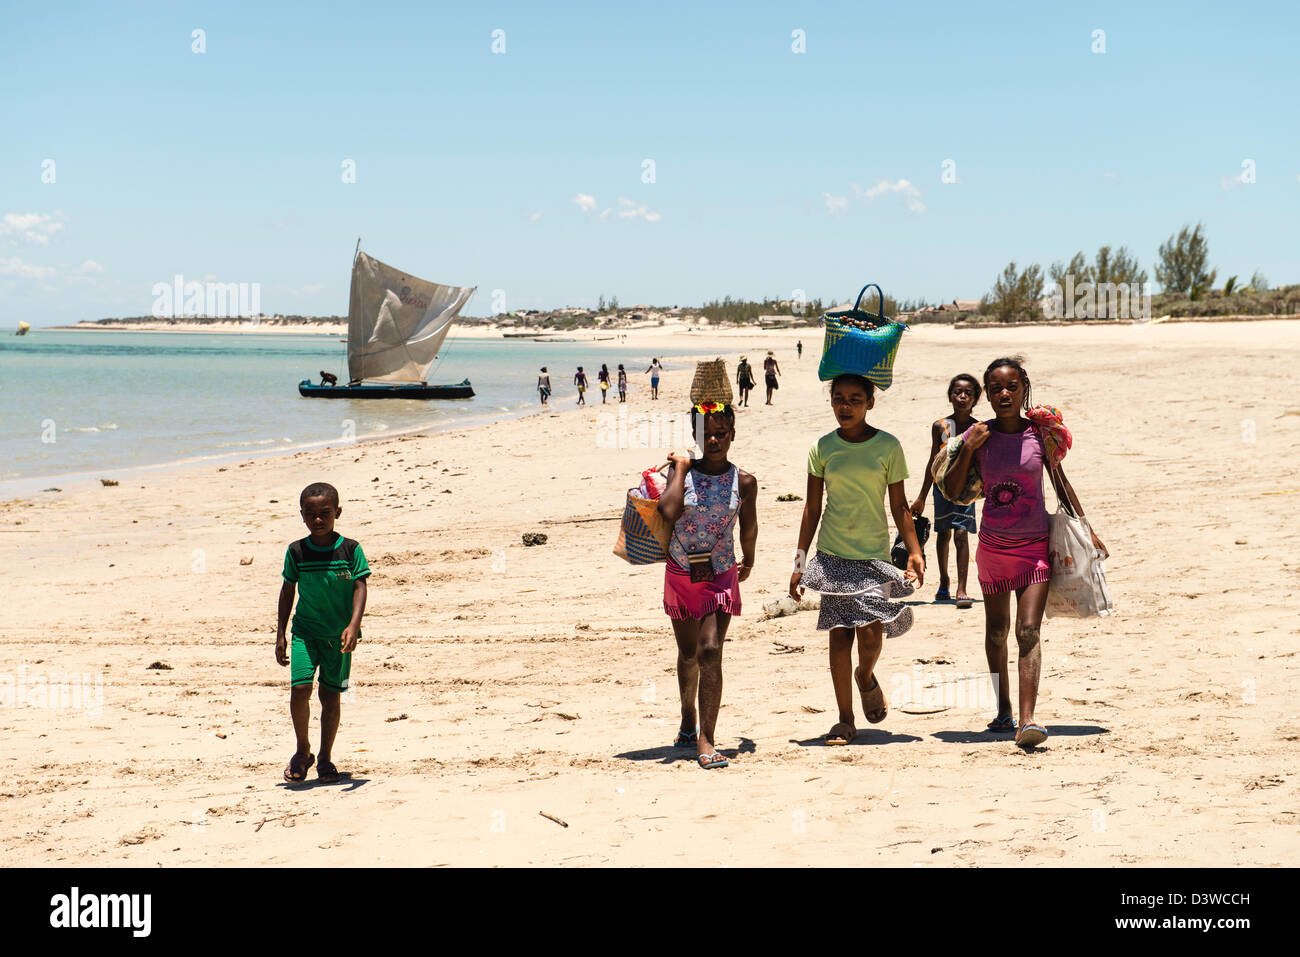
[943,357,1107,749]
[657,403,758,769]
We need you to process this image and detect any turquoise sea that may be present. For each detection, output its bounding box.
[0,330,700,495]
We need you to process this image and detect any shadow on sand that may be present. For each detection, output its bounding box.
[615,737,757,765]
[931,725,1109,745]
[789,730,924,747]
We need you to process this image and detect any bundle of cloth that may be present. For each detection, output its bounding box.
[930,405,1072,504]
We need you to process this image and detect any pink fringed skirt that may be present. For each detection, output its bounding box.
[663,560,741,620]
[976,529,1051,595]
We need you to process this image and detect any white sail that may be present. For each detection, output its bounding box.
[346,250,475,383]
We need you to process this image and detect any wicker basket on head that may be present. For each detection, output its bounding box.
[689,358,733,405]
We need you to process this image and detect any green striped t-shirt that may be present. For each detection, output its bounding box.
[282,534,370,639]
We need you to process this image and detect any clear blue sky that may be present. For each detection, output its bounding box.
[3,0,1297,324]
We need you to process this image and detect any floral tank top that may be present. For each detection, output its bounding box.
[668,465,740,574]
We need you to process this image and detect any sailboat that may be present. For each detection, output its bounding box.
[16,321,30,336]
[299,243,476,399]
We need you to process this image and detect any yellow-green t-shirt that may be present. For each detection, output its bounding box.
[807,429,909,561]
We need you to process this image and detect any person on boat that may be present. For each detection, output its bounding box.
[538,367,551,406]
[657,402,758,770]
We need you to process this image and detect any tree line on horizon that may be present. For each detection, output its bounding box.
[980,223,1288,322]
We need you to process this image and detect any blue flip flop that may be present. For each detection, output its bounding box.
[1016,722,1048,748]
[935,588,951,602]
[698,752,729,770]
[987,714,1016,732]
[673,728,699,748]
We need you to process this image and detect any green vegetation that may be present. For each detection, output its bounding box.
[980,262,1045,322]
[1155,222,1216,299]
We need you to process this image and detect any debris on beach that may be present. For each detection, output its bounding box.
[385,713,409,723]
[146,661,173,671]
[239,555,254,565]
[100,479,119,486]
[522,532,548,546]
[776,493,803,502]
[770,641,804,655]
[215,732,227,739]
[42,488,62,492]
[760,595,819,619]
[539,811,569,828]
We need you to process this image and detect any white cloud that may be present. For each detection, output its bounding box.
[862,178,925,213]
[572,193,597,212]
[78,260,104,274]
[0,256,56,279]
[823,192,848,215]
[1,212,65,245]
[615,197,661,222]
[528,212,542,222]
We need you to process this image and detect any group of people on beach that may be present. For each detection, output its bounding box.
[275,350,1107,781]
[649,354,1107,769]
[538,348,795,409]
[537,359,663,407]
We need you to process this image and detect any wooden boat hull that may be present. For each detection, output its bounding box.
[298,379,474,399]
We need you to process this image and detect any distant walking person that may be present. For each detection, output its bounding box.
[574,366,588,406]
[646,358,662,400]
[537,367,551,406]
[763,351,781,405]
[617,363,628,402]
[598,364,611,404]
[736,355,756,407]
[797,340,803,360]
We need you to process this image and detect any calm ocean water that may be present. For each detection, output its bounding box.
[0,330,701,493]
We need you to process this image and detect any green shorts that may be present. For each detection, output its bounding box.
[290,633,351,693]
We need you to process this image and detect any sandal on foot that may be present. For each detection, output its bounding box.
[1015,722,1048,748]
[986,714,1016,732]
[672,728,699,748]
[317,759,349,783]
[856,667,888,724]
[955,593,973,609]
[283,751,315,783]
[934,588,951,602]
[824,722,857,745]
[698,751,729,770]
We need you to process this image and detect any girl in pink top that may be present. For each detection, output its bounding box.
[944,357,1107,750]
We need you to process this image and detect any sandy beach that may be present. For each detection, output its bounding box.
[4,320,1298,867]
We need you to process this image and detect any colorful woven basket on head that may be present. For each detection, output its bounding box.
[818,283,907,389]
[689,358,733,406]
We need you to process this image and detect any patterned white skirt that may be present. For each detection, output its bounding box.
[800,551,915,637]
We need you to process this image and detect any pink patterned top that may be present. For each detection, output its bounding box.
[667,465,740,574]
[963,422,1049,538]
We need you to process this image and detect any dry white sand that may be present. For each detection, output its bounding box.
[4,321,1298,866]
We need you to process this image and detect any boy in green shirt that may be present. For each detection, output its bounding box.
[275,482,370,783]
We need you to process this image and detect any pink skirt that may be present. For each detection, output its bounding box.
[976,530,1051,595]
[663,560,741,620]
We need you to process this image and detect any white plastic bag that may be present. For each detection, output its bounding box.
[1043,470,1113,619]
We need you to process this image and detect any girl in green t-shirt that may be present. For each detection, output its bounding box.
[790,374,925,745]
